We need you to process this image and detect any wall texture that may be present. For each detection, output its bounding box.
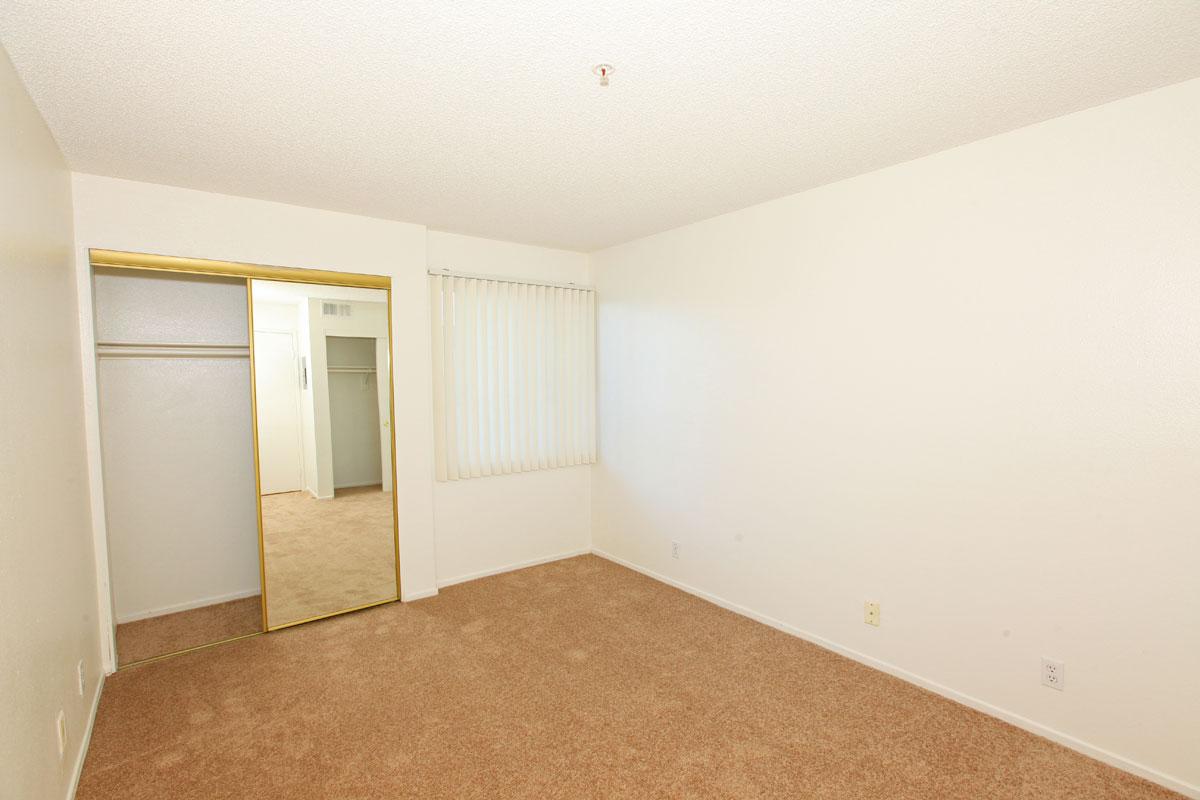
[0,46,102,800]
[427,231,592,585]
[590,78,1200,794]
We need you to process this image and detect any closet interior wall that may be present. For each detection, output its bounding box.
[92,268,260,637]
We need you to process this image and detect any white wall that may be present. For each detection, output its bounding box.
[71,174,440,658]
[0,46,102,800]
[427,231,592,585]
[591,78,1200,795]
[297,300,318,496]
[251,300,304,494]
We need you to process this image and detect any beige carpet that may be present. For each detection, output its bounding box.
[115,596,262,667]
[79,555,1181,799]
[261,485,397,627]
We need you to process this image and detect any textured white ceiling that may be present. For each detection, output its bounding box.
[2,1,1199,251]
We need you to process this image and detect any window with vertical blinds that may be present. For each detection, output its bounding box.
[428,274,596,481]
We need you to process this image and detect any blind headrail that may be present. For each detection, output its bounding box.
[427,267,593,292]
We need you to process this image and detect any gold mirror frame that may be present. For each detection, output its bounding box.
[89,249,402,645]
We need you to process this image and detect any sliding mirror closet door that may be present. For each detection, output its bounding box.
[250,280,398,629]
[93,267,263,667]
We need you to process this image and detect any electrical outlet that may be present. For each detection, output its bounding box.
[76,660,85,697]
[1041,657,1064,691]
[56,710,67,758]
[864,601,880,627]
[671,541,680,559]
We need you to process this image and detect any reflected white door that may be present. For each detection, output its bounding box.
[253,330,304,494]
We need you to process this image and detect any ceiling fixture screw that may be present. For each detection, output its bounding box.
[592,64,613,87]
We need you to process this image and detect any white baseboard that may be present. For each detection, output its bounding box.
[333,480,384,491]
[67,673,103,800]
[591,548,1198,800]
[437,547,591,589]
[116,588,261,624]
[401,548,590,602]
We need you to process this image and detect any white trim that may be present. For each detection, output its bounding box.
[67,673,103,800]
[590,548,1200,800]
[401,587,439,602]
[73,239,118,675]
[332,480,386,491]
[437,548,591,589]
[114,588,261,624]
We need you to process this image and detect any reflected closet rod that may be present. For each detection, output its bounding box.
[427,267,593,292]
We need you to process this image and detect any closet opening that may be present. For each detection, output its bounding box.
[87,249,401,668]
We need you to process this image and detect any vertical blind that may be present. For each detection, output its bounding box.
[429,274,596,481]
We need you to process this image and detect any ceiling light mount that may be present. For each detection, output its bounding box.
[592,63,614,87]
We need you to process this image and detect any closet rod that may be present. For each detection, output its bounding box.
[427,267,593,292]
[96,341,249,359]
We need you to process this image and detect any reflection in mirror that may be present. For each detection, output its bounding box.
[250,280,398,629]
